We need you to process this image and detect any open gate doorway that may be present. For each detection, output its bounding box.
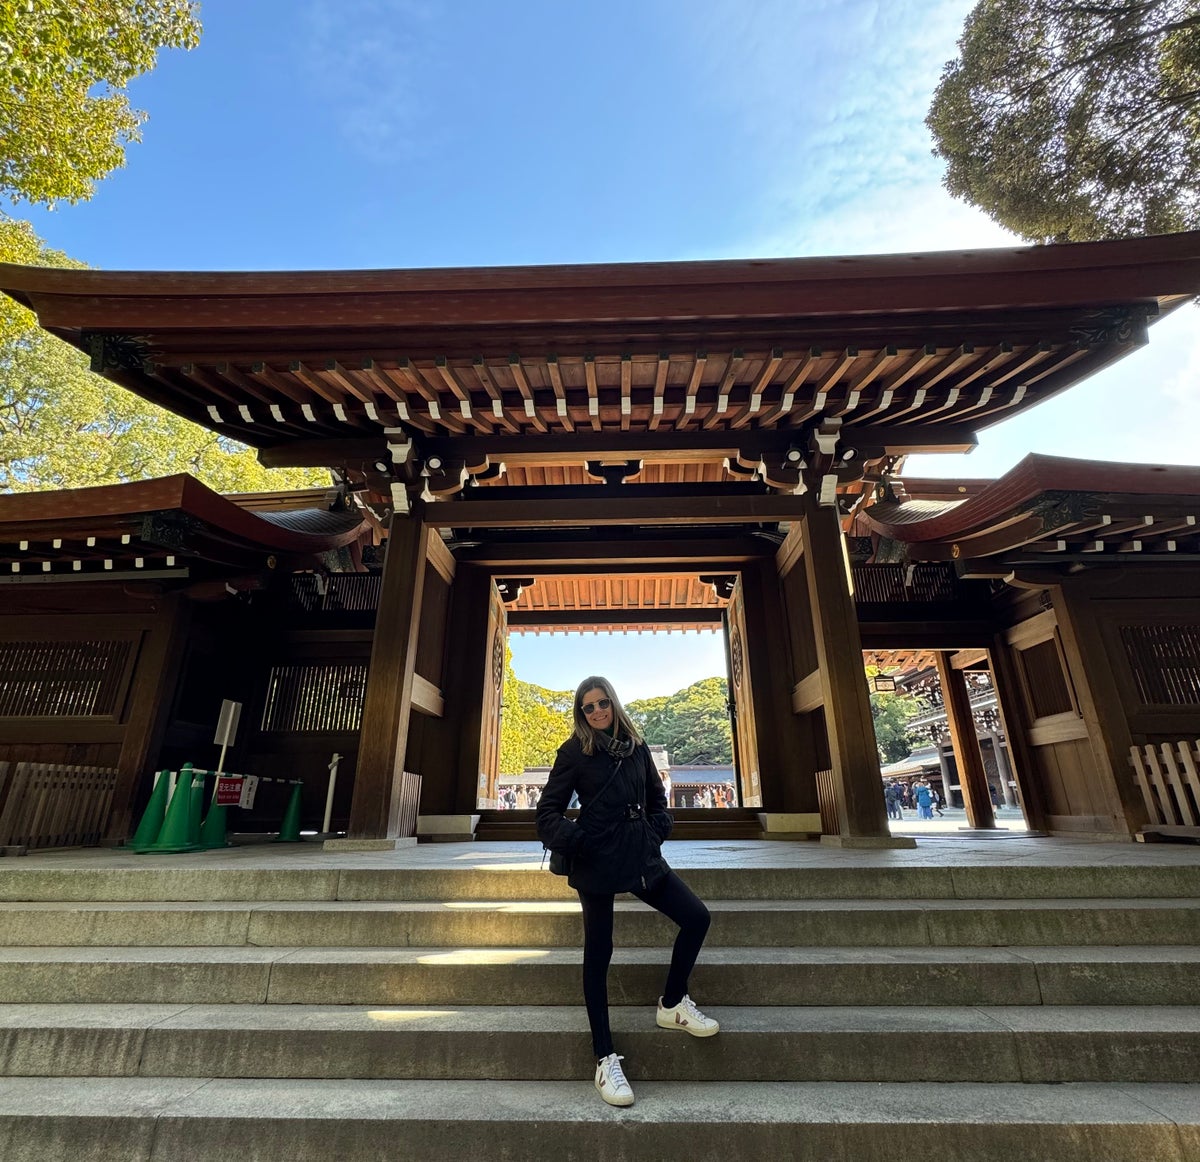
[866,647,1032,833]
[468,568,765,838]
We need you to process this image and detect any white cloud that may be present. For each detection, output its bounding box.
[296,0,436,159]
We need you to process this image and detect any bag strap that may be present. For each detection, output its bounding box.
[576,755,625,826]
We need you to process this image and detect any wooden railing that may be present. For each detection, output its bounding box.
[1130,741,1200,827]
[0,761,119,851]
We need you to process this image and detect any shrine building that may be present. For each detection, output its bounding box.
[1,231,1200,850]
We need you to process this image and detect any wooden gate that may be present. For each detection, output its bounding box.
[725,578,762,808]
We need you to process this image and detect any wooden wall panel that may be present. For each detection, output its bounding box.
[415,562,451,686]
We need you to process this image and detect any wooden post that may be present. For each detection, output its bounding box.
[740,558,820,813]
[107,594,191,842]
[987,635,1047,831]
[988,729,1018,806]
[933,651,996,830]
[348,501,428,839]
[444,564,495,816]
[800,494,892,840]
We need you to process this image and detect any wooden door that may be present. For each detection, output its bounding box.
[726,577,762,808]
[476,580,507,808]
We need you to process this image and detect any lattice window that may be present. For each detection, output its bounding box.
[288,574,382,613]
[1120,624,1200,707]
[850,564,960,604]
[0,640,132,717]
[1017,637,1075,719]
[260,662,368,732]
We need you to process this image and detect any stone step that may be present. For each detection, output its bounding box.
[3,897,1200,948]
[3,1003,1200,1085]
[4,861,1200,903]
[3,945,1200,1006]
[1,1076,1197,1161]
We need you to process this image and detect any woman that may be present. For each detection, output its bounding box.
[536,676,717,1108]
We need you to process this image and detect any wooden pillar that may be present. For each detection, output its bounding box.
[800,494,891,839]
[987,635,1047,831]
[107,594,191,841]
[988,729,1018,807]
[933,651,996,830]
[936,744,954,807]
[444,564,496,816]
[348,502,428,839]
[741,558,819,813]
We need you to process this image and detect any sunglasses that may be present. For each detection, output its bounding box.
[581,698,612,715]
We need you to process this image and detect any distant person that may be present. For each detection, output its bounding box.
[989,783,1003,809]
[913,780,934,820]
[884,781,903,820]
[931,787,944,818]
[536,675,718,1108]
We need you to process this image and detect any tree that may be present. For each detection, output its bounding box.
[629,677,733,765]
[0,0,201,206]
[498,649,573,776]
[927,1,1200,241]
[0,219,326,492]
[871,690,919,764]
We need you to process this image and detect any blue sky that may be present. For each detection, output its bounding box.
[18,0,1200,699]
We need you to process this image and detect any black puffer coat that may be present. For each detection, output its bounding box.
[535,734,673,895]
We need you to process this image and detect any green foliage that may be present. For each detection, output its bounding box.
[0,0,201,205]
[0,218,326,492]
[870,690,919,764]
[928,0,1200,241]
[629,677,732,765]
[498,646,573,776]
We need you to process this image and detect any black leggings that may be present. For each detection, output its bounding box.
[578,870,711,1060]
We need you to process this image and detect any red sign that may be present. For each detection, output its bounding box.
[215,776,244,806]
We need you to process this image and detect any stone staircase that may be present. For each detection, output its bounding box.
[2,859,1200,1159]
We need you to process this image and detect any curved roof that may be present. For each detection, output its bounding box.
[864,454,1200,563]
[2,233,1198,469]
[0,474,371,580]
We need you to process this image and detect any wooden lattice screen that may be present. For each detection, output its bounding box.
[0,639,133,717]
[1121,625,1200,706]
[288,574,382,614]
[260,662,368,732]
[0,761,119,849]
[1130,741,1200,827]
[850,564,959,605]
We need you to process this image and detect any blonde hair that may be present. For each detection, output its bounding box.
[571,675,642,755]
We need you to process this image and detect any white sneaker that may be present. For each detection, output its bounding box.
[594,1052,635,1107]
[656,994,720,1037]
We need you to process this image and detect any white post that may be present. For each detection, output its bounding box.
[323,752,342,835]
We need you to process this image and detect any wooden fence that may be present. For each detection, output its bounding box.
[814,768,838,836]
[395,770,422,838]
[0,761,119,850]
[1130,741,1200,827]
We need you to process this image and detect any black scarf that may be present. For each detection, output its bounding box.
[600,732,636,760]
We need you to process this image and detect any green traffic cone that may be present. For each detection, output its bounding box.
[188,764,206,847]
[200,801,229,849]
[273,783,303,842]
[131,770,171,853]
[145,765,202,853]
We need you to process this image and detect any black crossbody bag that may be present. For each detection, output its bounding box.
[543,756,626,876]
